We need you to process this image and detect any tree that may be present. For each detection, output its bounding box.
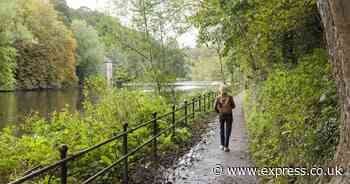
[0,46,17,91]
[0,0,29,90]
[15,0,78,89]
[71,20,105,82]
[66,1,188,88]
[109,0,189,93]
[50,0,72,25]
[192,0,340,183]
[188,47,222,81]
[130,0,166,92]
[192,0,321,81]
[317,1,350,183]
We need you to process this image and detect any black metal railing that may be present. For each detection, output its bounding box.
[9,91,217,184]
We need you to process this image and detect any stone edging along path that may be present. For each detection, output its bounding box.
[164,93,259,184]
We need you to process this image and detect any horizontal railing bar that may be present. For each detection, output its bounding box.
[82,125,175,184]
[128,108,178,133]
[119,110,175,135]
[23,165,42,176]
[177,104,185,110]
[126,119,153,134]
[9,91,213,184]
[12,114,177,184]
[12,119,180,184]
[9,131,129,184]
[176,116,186,124]
[9,159,65,184]
[156,111,172,120]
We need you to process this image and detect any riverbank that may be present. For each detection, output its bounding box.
[0,80,215,183]
[0,82,218,130]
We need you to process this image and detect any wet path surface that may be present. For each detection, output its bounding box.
[165,93,258,184]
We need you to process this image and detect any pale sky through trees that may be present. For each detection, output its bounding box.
[66,0,198,48]
[66,0,105,10]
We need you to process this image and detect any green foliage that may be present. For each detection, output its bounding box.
[244,49,340,183]
[185,47,223,81]
[0,0,190,91]
[71,20,105,81]
[114,66,133,82]
[193,1,340,183]
[50,0,72,25]
[0,0,78,90]
[190,56,222,81]
[0,76,209,183]
[0,0,23,90]
[192,0,322,79]
[92,14,147,80]
[115,0,189,91]
[16,0,78,89]
[66,4,189,86]
[0,46,17,90]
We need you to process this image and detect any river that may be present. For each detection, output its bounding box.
[0,89,82,129]
[0,81,221,129]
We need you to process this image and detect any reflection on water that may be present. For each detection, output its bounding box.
[0,89,83,129]
[0,81,219,130]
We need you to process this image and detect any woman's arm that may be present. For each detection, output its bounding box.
[214,97,220,113]
[231,96,236,109]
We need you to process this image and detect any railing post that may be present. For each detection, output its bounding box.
[184,100,188,124]
[203,94,206,112]
[208,92,211,112]
[209,92,212,111]
[199,95,202,112]
[123,123,129,184]
[206,93,209,111]
[192,98,195,119]
[172,105,176,136]
[207,93,209,111]
[60,144,68,184]
[152,112,158,162]
[213,92,216,108]
[210,92,213,110]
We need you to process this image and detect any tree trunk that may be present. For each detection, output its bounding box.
[317,0,350,183]
[218,53,225,83]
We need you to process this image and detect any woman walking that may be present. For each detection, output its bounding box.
[214,85,236,152]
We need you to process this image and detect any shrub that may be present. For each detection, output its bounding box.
[0,76,209,183]
[244,49,340,183]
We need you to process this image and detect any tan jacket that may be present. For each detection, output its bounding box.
[214,95,236,114]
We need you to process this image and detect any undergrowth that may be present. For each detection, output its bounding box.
[243,49,340,183]
[0,76,213,183]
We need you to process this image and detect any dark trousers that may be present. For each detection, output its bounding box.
[219,113,233,147]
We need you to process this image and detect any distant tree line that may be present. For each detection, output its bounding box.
[0,0,188,91]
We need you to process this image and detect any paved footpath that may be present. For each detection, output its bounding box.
[167,93,259,184]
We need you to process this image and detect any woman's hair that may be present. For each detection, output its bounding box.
[219,85,229,96]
